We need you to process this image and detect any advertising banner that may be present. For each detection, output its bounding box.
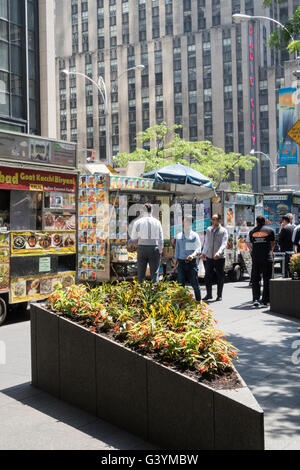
[0,132,76,168]
[0,167,76,193]
[279,88,298,165]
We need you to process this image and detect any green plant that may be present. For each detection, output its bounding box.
[289,254,300,276]
[48,280,238,377]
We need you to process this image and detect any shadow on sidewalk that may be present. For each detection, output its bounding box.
[225,314,300,442]
[0,382,156,450]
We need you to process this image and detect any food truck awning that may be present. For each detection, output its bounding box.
[144,163,215,199]
[81,163,119,174]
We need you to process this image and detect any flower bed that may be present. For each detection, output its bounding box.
[48,280,238,381]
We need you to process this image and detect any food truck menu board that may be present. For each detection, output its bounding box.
[78,174,109,281]
[263,193,293,234]
[11,231,76,256]
[110,176,170,191]
[0,232,9,291]
[46,192,76,210]
[10,271,75,304]
[43,213,76,231]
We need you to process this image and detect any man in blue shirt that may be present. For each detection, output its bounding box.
[173,215,202,301]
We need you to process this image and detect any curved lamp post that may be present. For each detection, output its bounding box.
[250,149,285,189]
[61,64,145,167]
[232,13,299,65]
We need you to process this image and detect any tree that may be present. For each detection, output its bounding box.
[114,123,258,191]
[262,1,300,54]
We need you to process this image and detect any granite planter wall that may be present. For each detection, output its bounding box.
[30,303,264,450]
[270,279,300,319]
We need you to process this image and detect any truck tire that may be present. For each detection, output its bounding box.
[0,297,7,326]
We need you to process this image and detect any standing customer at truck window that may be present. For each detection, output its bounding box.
[200,214,228,302]
[130,203,163,283]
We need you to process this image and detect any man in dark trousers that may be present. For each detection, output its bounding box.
[278,214,294,278]
[248,215,275,308]
[130,203,163,283]
[200,214,228,302]
[173,215,202,301]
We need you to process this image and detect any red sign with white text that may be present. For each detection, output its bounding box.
[0,167,76,193]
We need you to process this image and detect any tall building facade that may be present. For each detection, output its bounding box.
[55,0,299,190]
[0,0,56,138]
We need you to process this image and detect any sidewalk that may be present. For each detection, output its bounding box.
[208,281,300,450]
[0,282,300,450]
[0,308,156,450]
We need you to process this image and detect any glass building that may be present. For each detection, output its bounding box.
[0,0,40,134]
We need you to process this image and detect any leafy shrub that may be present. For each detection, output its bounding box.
[48,280,238,377]
[289,253,300,276]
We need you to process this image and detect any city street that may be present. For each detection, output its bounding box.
[0,280,300,450]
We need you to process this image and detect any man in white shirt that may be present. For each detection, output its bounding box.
[200,214,228,302]
[292,223,300,253]
[130,203,163,282]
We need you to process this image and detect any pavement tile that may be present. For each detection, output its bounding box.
[1,281,300,450]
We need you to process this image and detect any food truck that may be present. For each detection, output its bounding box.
[263,190,300,234]
[0,130,78,325]
[212,191,264,280]
[77,170,214,282]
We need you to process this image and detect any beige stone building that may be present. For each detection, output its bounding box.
[55,0,299,191]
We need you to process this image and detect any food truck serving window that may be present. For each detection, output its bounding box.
[10,190,43,231]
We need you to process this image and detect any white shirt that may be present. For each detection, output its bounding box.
[292,224,300,244]
[131,214,163,253]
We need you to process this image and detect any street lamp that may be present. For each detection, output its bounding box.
[232,13,299,66]
[232,14,295,43]
[61,64,145,167]
[250,149,285,189]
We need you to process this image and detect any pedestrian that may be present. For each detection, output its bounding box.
[173,215,202,301]
[292,222,300,253]
[278,214,294,278]
[130,202,163,283]
[286,213,296,230]
[247,215,275,308]
[200,214,228,302]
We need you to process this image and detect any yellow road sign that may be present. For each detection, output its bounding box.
[288,120,300,146]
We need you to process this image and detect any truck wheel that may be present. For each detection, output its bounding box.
[0,297,7,326]
[233,265,242,282]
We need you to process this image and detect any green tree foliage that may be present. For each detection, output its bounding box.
[262,1,300,54]
[114,123,257,190]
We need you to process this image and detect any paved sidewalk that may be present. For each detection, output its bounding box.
[0,282,300,450]
[205,281,300,450]
[0,308,156,450]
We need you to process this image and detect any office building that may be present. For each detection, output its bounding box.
[0,0,56,138]
[55,0,299,190]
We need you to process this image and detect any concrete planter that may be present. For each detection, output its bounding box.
[270,279,300,319]
[30,303,264,450]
